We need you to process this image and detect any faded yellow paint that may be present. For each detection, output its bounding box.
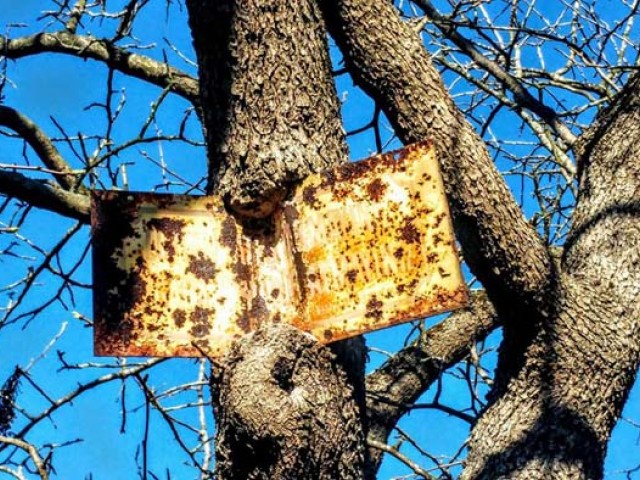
[91,141,467,357]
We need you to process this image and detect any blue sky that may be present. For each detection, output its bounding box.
[1,0,639,478]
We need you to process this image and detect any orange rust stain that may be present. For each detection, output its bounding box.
[92,140,467,358]
[304,246,327,263]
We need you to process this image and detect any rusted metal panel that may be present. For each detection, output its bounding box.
[92,140,467,357]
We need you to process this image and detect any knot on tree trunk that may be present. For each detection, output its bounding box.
[213,324,366,480]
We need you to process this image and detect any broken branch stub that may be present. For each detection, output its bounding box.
[91,141,467,357]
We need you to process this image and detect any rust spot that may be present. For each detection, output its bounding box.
[399,219,421,244]
[332,158,371,184]
[186,252,219,281]
[173,309,186,328]
[323,329,333,341]
[271,288,280,299]
[346,269,358,283]
[438,266,451,278]
[250,295,268,323]
[237,312,251,333]
[426,252,439,263]
[366,178,387,201]
[233,260,252,283]
[394,247,404,259]
[147,217,185,240]
[302,186,319,206]
[365,296,384,321]
[189,306,214,338]
[220,216,237,254]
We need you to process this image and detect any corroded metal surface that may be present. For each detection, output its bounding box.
[92,141,467,357]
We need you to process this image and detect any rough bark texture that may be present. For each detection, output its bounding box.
[186,0,348,217]
[185,1,368,478]
[462,74,640,479]
[366,291,497,468]
[321,1,640,478]
[213,325,366,480]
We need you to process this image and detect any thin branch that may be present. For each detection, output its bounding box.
[0,437,48,480]
[65,0,87,34]
[8,359,165,444]
[368,439,436,480]
[413,0,577,147]
[0,106,80,191]
[0,32,199,105]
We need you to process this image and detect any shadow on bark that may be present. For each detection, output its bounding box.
[472,404,604,479]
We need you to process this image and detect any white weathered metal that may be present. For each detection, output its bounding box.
[91,141,467,357]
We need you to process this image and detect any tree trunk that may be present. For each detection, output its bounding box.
[462,74,640,480]
[320,1,640,478]
[185,1,368,478]
[186,0,348,218]
[212,325,366,479]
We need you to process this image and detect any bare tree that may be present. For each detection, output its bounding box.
[0,0,639,479]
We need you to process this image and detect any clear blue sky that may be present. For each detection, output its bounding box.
[1,1,639,478]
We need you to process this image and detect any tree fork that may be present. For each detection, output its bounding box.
[185,1,369,478]
[462,73,640,480]
[319,0,640,477]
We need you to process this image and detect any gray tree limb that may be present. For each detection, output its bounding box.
[0,170,89,222]
[0,32,199,105]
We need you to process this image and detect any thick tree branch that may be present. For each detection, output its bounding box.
[0,106,79,191]
[366,291,497,462]
[0,32,199,105]
[0,170,89,222]
[321,0,554,319]
[412,0,577,149]
[213,325,366,479]
[462,72,640,480]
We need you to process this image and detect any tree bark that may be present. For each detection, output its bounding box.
[186,0,348,218]
[213,325,365,479]
[185,1,368,478]
[321,1,640,478]
[462,74,640,480]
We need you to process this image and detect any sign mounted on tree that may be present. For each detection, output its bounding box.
[91,141,467,357]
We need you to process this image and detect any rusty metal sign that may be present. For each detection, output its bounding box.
[91,141,467,357]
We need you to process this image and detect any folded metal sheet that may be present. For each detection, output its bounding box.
[91,141,467,357]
